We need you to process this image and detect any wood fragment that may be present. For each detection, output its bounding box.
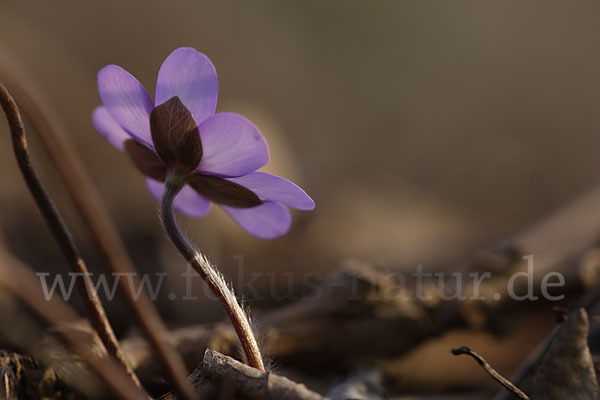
[531,308,599,400]
[201,349,326,400]
[0,350,79,400]
[159,350,327,400]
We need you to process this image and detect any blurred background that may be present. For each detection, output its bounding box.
[1,1,600,396]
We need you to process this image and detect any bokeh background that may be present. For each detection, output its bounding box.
[1,1,600,395]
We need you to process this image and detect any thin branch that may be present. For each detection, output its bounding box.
[451,346,529,400]
[0,47,194,400]
[0,82,143,390]
[160,181,265,371]
[0,248,147,400]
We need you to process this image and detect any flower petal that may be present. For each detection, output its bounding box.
[92,106,132,150]
[196,113,269,177]
[221,201,291,239]
[98,65,154,146]
[228,172,315,210]
[155,47,218,124]
[146,179,211,218]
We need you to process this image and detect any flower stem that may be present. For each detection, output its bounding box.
[161,180,265,371]
[0,83,143,390]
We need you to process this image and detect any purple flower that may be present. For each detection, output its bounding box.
[92,47,314,239]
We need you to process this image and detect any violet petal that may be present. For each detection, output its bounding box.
[221,201,291,239]
[92,106,132,151]
[155,47,218,124]
[97,65,154,147]
[228,172,315,210]
[196,112,269,177]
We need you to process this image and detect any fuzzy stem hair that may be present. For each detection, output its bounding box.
[160,179,265,371]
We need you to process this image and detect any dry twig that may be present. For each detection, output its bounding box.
[0,247,146,400]
[451,346,529,400]
[0,46,193,400]
[0,82,141,389]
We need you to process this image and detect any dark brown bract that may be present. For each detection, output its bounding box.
[150,96,203,174]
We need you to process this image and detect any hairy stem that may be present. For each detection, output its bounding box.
[0,83,143,390]
[160,180,265,371]
[0,49,194,400]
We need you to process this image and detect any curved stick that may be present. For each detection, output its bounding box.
[161,181,265,371]
[0,83,142,389]
[452,346,529,400]
[0,48,193,400]
[0,245,147,400]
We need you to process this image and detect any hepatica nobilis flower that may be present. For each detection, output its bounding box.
[93,47,314,239]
